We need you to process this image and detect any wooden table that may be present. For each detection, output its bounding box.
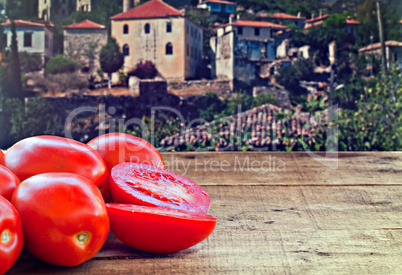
[8,152,402,274]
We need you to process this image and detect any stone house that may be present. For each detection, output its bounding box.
[197,0,236,16]
[304,14,329,29]
[38,0,119,21]
[257,12,306,28]
[359,41,402,70]
[111,0,203,81]
[38,0,76,22]
[63,19,107,71]
[210,20,287,87]
[305,14,360,35]
[2,19,53,64]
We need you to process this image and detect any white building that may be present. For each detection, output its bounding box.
[2,20,53,63]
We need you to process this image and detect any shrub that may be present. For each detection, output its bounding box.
[130,61,157,79]
[19,52,43,73]
[46,55,77,75]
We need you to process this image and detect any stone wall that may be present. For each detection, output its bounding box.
[63,28,107,72]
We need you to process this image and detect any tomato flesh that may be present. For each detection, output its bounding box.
[0,165,20,201]
[11,173,110,267]
[87,133,165,171]
[0,196,23,274]
[110,163,211,213]
[106,203,216,253]
[4,135,109,200]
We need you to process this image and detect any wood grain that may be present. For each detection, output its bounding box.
[7,152,402,274]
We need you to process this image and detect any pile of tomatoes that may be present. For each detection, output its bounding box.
[0,133,216,273]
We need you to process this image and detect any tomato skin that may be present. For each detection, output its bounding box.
[110,163,211,213]
[4,135,109,200]
[11,173,110,267]
[0,165,20,201]
[87,133,165,170]
[106,204,216,253]
[0,150,4,166]
[0,195,24,274]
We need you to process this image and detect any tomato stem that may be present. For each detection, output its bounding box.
[75,231,90,246]
[1,229,11,245]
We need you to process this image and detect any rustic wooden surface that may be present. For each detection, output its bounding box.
[7,152,402,274]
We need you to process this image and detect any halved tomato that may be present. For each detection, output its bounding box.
[106,203,216,253]
[11,173,110,267]
[0,195,24,274]
[87,133,165,171]
[110,163,210,213]
[4,135,109,200]
[0,165,20,201]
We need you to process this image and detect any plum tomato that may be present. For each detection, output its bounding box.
[87,133,165,171]
[11,173,110,267]
[4,135,109,200]
[110,163,211,213]
[0,165,20,201]
[0,150,4,166]
[106,203,216,253]
[0,195,24,274]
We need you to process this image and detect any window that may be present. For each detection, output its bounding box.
[238,27,243,35]
[186,44,189,57]
[166,22,172,33]
[144,23,150,34]
[165,42,173,55]
[123,44,129,56]
[254,27,260,36]
[123,24,129,34]
[24,33,32,47]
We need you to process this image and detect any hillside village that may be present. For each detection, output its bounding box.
[0,0,401,151]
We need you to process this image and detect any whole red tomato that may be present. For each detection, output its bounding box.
[11,173,109,267]
[110,163,211,213]
[0,165,20,201]
[0,150,4,166]
[106,204,216,253]
[4,135,109,200]
[87,133,165,171]
[0,195,24,274]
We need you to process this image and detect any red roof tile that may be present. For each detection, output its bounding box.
[305,14,330,23]
[232,20,287,29]
[64,19,106,29]
[259,13,306,20]
[346,19,360,25]
[111,0,183,20]
[160,104,321,151]
[203,0,236,5]
[1,19,47,28]
[359,40,402,52]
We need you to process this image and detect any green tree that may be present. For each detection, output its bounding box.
[99,38,124,88]
[8,20,23,99]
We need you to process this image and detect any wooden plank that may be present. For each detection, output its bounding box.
[8,185,402,274]
[9,230,402,274]
[161,152,402,186]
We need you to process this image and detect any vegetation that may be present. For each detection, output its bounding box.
[129,61,157,80]
[99,38,124,88]
[46,55,77,75]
